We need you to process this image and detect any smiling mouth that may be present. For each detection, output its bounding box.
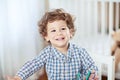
[56,38,65,41]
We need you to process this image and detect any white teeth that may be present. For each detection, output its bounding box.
[56,38,64,40]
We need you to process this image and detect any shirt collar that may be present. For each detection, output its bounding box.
[67,43,74,58]
[50,43,74,60]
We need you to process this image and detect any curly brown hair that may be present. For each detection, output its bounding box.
[38,8,76,38]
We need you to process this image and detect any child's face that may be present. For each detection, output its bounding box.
[45,20,72,50]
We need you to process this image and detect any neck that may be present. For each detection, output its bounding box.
[53,44,69,55]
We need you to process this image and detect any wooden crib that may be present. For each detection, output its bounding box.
[90,53,115,80]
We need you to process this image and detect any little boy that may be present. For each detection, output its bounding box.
[7,8,99,80]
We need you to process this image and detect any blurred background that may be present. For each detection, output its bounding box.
[0,0,120,80]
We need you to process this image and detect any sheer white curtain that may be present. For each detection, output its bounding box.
[0,0,46,79]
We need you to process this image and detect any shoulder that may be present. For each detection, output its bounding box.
[70,43,86,51]
[38,45,52,56]
[70,43,88,55]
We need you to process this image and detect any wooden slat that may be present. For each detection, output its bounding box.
[115,2,119,30]
[109,2,114,35]
[101,2,106,36]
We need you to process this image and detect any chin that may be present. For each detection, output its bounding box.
[58,44,68,47]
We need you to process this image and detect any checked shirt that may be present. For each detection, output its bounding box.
[16,43,98,80]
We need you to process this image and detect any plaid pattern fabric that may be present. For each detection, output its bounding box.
[16,43,98,80]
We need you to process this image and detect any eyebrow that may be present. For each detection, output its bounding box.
[47,27,55,32]
[48,27,55,30]
[47,25,67,30]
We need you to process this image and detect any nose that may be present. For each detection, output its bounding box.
[57,30,62,35]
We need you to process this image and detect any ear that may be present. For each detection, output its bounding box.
[44,36,50,42]
[69,29,74,38]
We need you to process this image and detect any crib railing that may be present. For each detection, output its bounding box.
[90,53,115,80]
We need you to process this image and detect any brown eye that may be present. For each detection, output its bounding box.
[61,28,66,30]
[51,30,56,32]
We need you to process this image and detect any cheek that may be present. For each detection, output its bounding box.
[66,32,71,37]
[48,34,55,38]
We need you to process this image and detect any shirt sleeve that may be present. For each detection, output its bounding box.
[80,48,98,76]
[16,50,49,80]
